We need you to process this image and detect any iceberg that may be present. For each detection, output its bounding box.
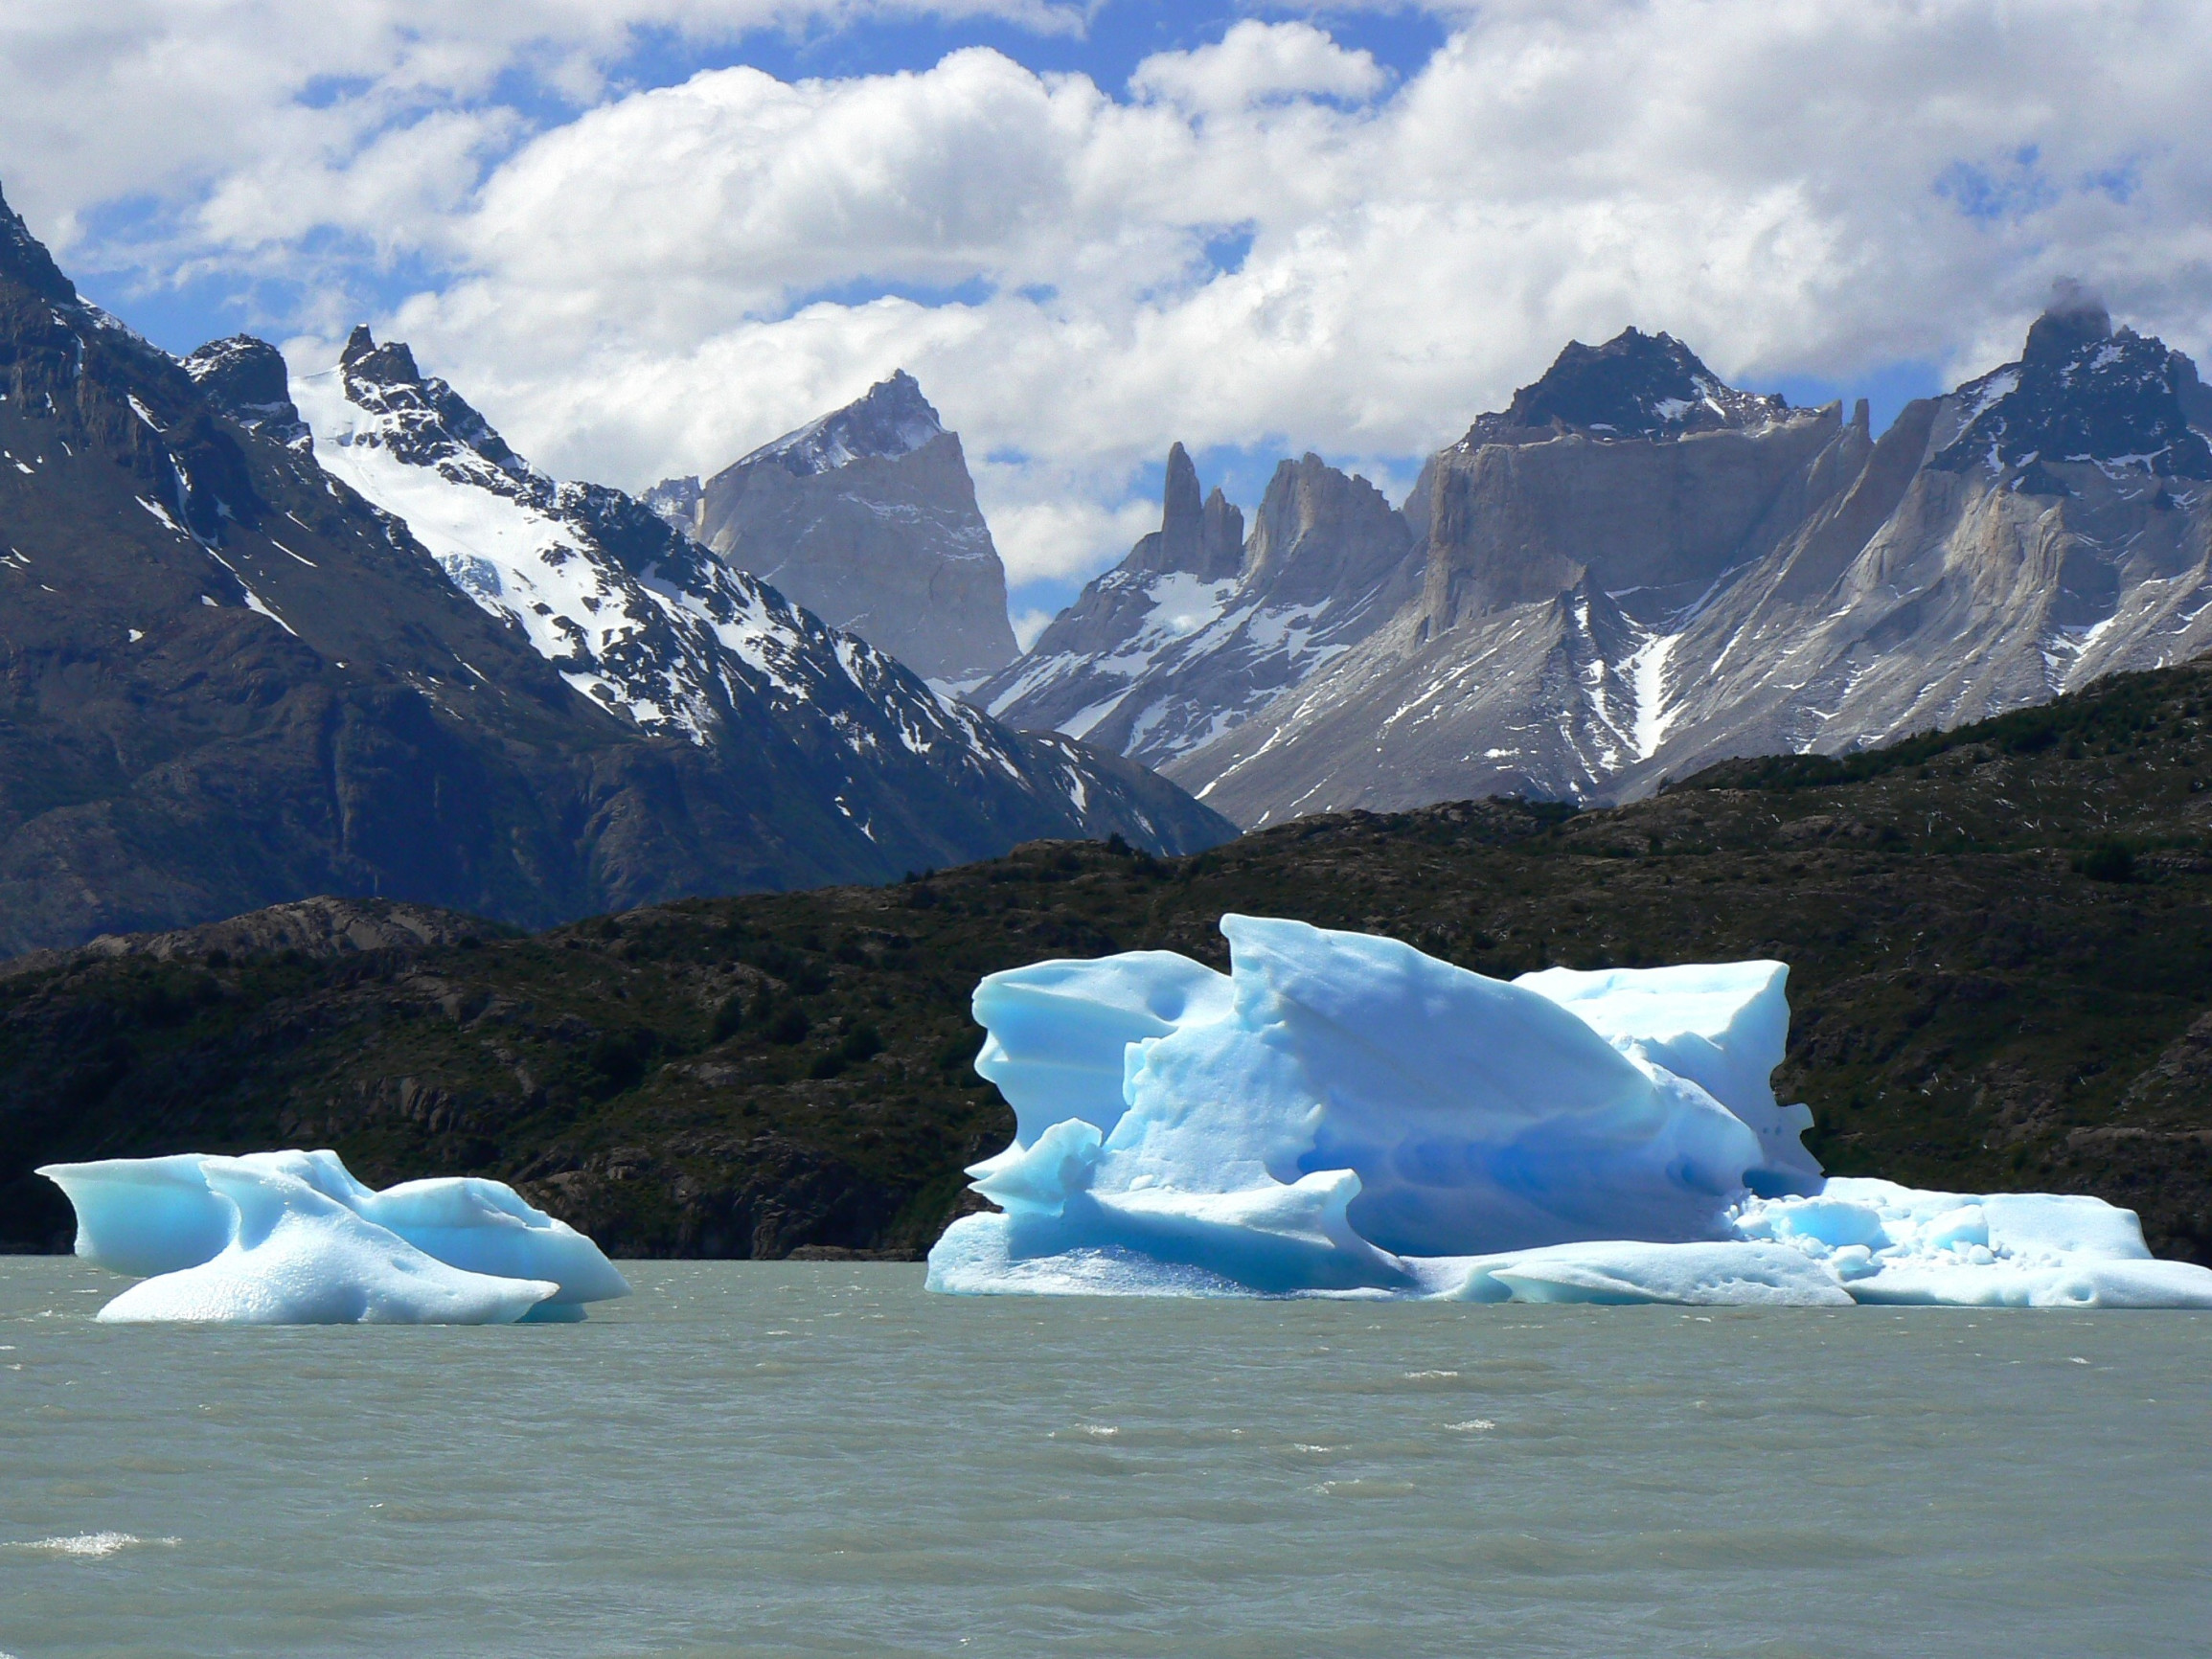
[928,916,2212,1307]
[39,1149,628,1325]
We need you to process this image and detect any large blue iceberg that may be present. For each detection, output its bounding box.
[38,1150,629,1325]
[927,916,2212,1307]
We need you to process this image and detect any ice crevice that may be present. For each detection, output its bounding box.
[926,917,2212,1307]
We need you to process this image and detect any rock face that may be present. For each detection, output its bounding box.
[1139,307,2212,825]
[180,336,311,451]
[0,180,1229,953]
[977,443,1416,770]
[651,372,1018,687]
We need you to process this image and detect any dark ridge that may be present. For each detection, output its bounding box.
[0,178,78,307]
[1932,296,2212,480]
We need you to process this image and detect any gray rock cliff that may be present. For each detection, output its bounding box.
[653,372,1019,686]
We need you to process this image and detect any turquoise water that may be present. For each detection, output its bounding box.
[2,1258,2206,1658]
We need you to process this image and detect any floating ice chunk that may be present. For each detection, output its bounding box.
[937,916,1770,1293]
[94,1161,557,1326]
[38,1148,627,1324]
[930,919,2212,1307]
[1733,1178,2212,1307]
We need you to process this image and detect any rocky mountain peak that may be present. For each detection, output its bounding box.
[1463,327,1789,447]
[740,369,946,479]
[642,474,702,532]
[1132,443,1244,580]
[0,179,78,307]
[183,335,311,451]
[2022,279,2112,365]
[688,369,1015,683]
[1242,453,1414,605]
[1934,285,2212,484]
[334,325,530,485]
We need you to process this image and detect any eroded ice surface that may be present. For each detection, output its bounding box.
[38,1150,627,1325]
[928,917,2212,1307]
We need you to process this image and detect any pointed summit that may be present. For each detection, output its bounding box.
[2023,278,2112,365]
[1935,289,2211,482]
[327,324,526,481]
[740,369,946,478]
[1464,327,1788,446]
[183,334,310,451]
[0,179,78,307]
[1133,443,1243,580]
[689,371,1017,682]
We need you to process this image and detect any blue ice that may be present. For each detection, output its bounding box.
[39,1150,628,1325]
[928,917,2212,1307]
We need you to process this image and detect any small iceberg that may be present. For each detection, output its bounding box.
[927,916,2212,1307]
[38,1150,628,1325]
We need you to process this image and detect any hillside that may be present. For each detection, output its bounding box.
[6,657,2212,1263]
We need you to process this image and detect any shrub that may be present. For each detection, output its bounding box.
[2078,842,2134,883]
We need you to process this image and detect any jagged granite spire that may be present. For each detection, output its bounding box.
[331,325,530,482]
[1132,443,1244,580]
[738,369,946,478]
[0,179,78,307]
[2023,278,2112,364]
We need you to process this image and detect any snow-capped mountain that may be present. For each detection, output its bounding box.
[649,371,1018,687]
[985,307,2212,829]
[976,443,1416,769]
[0,176,1227,954]
[288,327,1231,858]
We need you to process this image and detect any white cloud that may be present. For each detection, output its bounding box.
[1129,19,1388,113]
[22,1,2212,616]
[978,479,1162,588]
[1010,607,1059,650]
[0,0,1083,259]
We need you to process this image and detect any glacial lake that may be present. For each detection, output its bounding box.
[2,1260,2206,1659]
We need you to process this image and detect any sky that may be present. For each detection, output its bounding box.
[6,0,2212,642]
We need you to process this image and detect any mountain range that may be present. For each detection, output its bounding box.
[989,301,2212,829]
[0,181,1229,955]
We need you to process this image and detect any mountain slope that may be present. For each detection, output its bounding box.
[7,654,2212,1264]
[978,443,1417,770]
[650,371,1018,687]
[287,328,1229,873]
[1169,330,1843,822]
[0,181,1228,953]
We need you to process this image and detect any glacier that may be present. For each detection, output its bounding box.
[927,916,2212,1307]
[38,1150,628,1325]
